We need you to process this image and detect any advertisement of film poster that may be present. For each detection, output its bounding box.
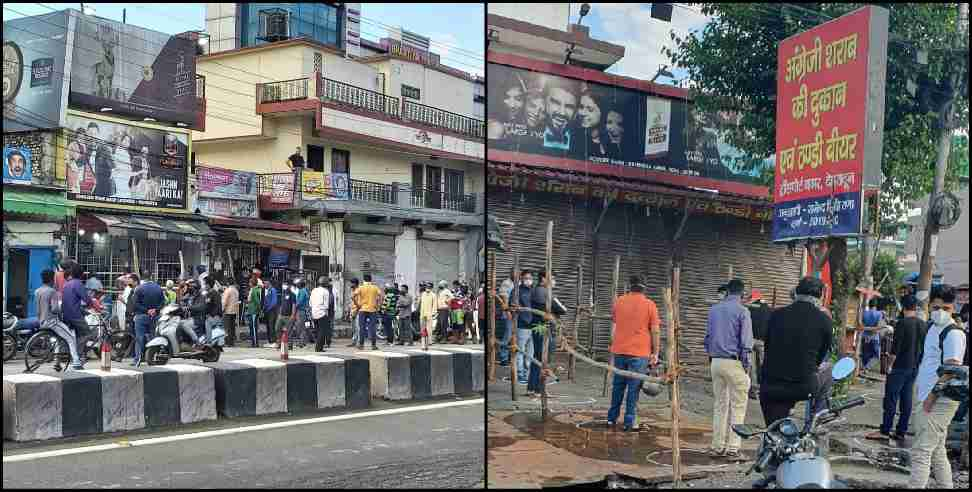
[194,165,258,218]
[771,6,888,242]
[62,112,189,210]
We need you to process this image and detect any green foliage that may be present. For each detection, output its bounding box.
[664,3,970,226]
[847,251,902,297]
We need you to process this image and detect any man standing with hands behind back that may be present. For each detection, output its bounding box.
[704,278,753,459]
[607,275,661,432]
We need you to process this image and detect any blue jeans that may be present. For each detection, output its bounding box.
[358,311,378,346]
[861,335,881,370]
[248,313,259,347]
[497,317,512,364]
[382,314,395,343]
[607,355,649,428]
[954,399,968,423]
[881,368,917,435]
[133,314,157,365]
[527,330,544,393]
[516,328,533,382]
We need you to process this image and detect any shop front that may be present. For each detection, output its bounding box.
[69,211,215,291]
[208,216,321,286]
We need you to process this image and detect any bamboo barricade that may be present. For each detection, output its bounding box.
[541,222,553,418]
[568,264,583,383]
[668,265,683,488]
[488,251,498,383]
[510,256,520,401]
[601,255,621,397]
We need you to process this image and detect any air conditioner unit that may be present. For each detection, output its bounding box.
[258,9,290,42]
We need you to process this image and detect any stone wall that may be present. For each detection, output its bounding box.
[2,130,62,187]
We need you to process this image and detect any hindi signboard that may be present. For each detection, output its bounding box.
[772,5,888,242]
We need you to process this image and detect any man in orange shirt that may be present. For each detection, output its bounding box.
[607,275,661,432]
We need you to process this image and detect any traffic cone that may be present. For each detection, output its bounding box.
[101,337,112,371]
[280,329,289,361]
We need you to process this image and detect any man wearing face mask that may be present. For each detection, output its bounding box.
[515,270,536,386]
[909,284,967,489]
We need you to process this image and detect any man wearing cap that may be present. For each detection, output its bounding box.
[607,275,661,432]
[704,278,754,459]
[747,289,773,400]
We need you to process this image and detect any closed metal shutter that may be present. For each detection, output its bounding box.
[417,239,460,286]
[344,233,396,287]
[489,187,803,370]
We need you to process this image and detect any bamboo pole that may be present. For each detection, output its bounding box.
[488,251,497,383]
[569,263,582,383]
[541,221,553,419]
[601,255,621,397]
[669,264,683,488]
[510,255,520,402]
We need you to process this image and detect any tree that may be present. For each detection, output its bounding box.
[664,3,970,231]
[847,250,902,299]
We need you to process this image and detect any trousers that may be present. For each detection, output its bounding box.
[710,358,751,452]
[909,398,961,488]
[607,355,649,428]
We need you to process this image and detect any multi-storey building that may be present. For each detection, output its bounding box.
[195,3,485,317]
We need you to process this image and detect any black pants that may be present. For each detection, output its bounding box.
[314,316,333,351]
[435,309,450,341]
[760,365,834,427]
[265,311,278,343]
[381,314,395,344]
[223,314,237,346]
[397,316,413,344]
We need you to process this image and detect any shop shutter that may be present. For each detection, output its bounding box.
[417,239,460,286]
[344,232,396,287]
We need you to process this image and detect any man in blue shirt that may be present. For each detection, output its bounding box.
[704,278,754,459]
[858,298,885,374]
[263,280,280,345]
[59,260,93,370]
[514,270,535,386]
[131,275,164,366]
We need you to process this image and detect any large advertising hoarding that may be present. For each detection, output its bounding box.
[772,6,888,242]
[194,166,258,218]
[69,11,200,128]
[487,62,771,192]
[62,112,189,210]
[3,11,75,132]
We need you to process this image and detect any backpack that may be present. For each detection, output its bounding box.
[919,322,970,367]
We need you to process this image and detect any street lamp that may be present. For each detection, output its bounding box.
[651,65,674,83]
[564,4,592,65]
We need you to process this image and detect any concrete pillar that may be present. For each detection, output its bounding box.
[395,226,417,291]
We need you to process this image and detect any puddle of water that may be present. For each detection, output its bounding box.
[502,412,717,467]
[488,435,517,450]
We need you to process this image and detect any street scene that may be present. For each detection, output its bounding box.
[3,2,485,489]
[485,3,968,490]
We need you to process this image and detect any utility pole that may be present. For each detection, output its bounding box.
[916,2,968,317]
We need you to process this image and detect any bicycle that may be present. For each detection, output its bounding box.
[23,310,104,373]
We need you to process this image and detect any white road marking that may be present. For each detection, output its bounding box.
[3,398,484,464]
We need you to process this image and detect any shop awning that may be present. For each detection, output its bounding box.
[3,189,75,218]
[92,214,215,241]
[235,229,321,253]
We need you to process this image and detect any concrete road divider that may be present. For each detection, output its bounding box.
[80,368,145,433]
[355,351,412,401]
[136,364,216,427]
[407,349,455,398]
[287,355,347,412]
[212,359,288,418]
[437,347,484,394]
[4,374,63,442]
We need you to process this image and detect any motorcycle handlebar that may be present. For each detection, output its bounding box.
[832,397,866,413]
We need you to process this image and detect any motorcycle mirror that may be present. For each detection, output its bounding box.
[832,357,856,380]
[732,424,760,438]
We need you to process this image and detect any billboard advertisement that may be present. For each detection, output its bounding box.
[301,171,350,200]
[62,112,189,210]
[194,165,258,218]
[69,11,200,128]
[258,173,296,210]
[486,62,771,191]
[772,6,888,242]
[3,11,75,132]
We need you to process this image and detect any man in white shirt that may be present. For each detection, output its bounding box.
[909,284,967,489]
[310,276,332,353]
[498,270,516,366]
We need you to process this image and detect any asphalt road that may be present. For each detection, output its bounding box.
[3,398,485,489]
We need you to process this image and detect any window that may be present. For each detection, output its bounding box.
[446,169,464,197]
[401,84,421,100]
[332,148,350,174]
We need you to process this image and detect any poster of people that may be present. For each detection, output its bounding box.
[69,11,200,128]
[487,62,770,187]
[63,113,188,209]
[3,146,33,185]
[3,11,73,132]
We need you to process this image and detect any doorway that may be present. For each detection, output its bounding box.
[5,249,29,317]
[308,145,325,172]
[426,165,442,209]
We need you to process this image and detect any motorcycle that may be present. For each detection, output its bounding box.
[144,304,225,366]
[731,357,864,489]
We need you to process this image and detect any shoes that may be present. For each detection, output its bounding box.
[357,344,364,350]
[408,342,414,346]
[517,379,528,385]
[372,344,379,350]
[622,425,636,433]
[346,342,357,347]
[865,431,891,441]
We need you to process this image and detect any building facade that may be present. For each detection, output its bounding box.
[486,8,804,368]
[196,5,486,318]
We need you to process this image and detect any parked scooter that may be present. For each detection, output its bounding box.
[144,304,225,366]
[731,357,864,489]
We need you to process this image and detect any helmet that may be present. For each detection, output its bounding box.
[85,277,104,293]
[318,276,329,286]
[3,312,17,330]
[439,280,448,289]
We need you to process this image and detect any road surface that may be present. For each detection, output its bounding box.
[3,397,485,489]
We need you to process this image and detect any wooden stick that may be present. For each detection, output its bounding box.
[488,251,497,383]
[602,255,621,398]
[510,255,520,402]
[569,263,582,383]
[669,263,683,488]
[541,221,553,419]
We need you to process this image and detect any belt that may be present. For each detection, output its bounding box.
[712,355,739,361]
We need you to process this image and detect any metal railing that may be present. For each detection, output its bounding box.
[257,78,309,104]
[402,99,485,139]
[349,179,396,204]
[320,77,401,118]
[410,187,477,213]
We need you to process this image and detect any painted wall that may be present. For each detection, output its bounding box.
[488,3,571,32]
[378,59,477,118]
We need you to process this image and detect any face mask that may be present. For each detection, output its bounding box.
[283,285,289,291]
[931,309,953,326]
[524,279,534,287]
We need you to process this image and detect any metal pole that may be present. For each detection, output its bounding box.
[916,1,967,318]
[541,221,553,419]
[488,251,497,383]
[569,263,582,383]
[601,255,620,397]
[510,255,520,402]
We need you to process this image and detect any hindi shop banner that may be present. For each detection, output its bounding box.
[301,171,350,200]
[62,112,189,210]
[772,5,888,242]
[486,62,772,190]
[196,166,257,200]
[258,173,295,210]
[195,196,258,219]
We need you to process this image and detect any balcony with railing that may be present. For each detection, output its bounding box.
[410,187,477,213]
[401,100,485,140]
[256,77,310,104]
[320,77,401,119]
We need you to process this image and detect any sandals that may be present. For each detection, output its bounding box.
[865,431,890,441]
